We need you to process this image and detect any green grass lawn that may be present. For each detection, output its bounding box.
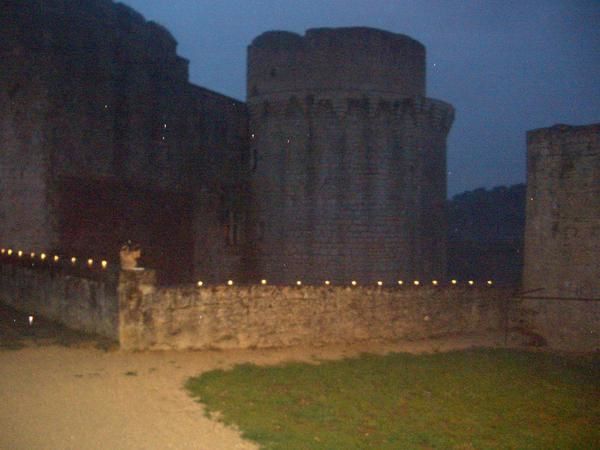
[186,349,600,449]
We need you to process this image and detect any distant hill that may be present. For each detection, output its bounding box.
[447,184,525,286]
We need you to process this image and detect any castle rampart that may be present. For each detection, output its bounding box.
[247,28,425,101]
[522,123,599,351]
[524,123,600,298]
[0,0,249,284]
[247,28,453,284]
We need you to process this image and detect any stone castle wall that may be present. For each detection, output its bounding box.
[247,28,425,100]
[0,258,118,339]
[119,269,509,351]
[0,257,514,350]
[0,1,54,251]
[524,123,600,298]
[0,0,249,283]
[247,28,453,284]
[523,123,600,351]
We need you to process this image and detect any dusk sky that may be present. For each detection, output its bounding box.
[120,0,600,197]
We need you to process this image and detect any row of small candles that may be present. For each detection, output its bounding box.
[2,247,493,287]
[197,279,493,287]
[1,248,108,269]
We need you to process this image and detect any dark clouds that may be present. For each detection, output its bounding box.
[120,0,600,196]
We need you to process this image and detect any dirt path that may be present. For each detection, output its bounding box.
[0,305,511,449]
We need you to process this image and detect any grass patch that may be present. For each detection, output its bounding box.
[186,348,600,449]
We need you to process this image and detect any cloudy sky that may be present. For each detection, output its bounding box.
[120,0,599,197]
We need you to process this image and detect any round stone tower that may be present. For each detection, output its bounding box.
[247,27,454,285]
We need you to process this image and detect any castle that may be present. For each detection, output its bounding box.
[1,1,455,284]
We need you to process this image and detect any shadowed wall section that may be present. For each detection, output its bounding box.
[55,176,194,285]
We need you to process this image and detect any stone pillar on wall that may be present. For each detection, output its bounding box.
[118,269,157,351]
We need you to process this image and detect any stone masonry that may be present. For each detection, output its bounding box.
[522,123,600,351]
[0,0,248,284]
[247,29,454,284]
[119,269,508,351]
[2,3,453,286]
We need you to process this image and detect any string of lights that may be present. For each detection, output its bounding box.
[1,246,494,287]
[1,247,108,270]
[195,278,494,288]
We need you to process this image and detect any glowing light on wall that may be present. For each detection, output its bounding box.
[397,280,404,285]
[296,280,302,286]
[7,249,13,256]
[71,257,77,264]
[432,280,438,286]
[325,280,331,285]
[487,280,493,286]
[351,280,357,286]
[413,280,420,286]
[261,279,267,285]
[30,252,35,258]
[197,281,203,287]
[53,255,59,262]
[227,280,233,286]
[101,260,108,269]
[87,258,93,267]
[377,281,383,286]
[17,250,23,257]
[451,279,457,285]
[468,280,474,286]
[40,253,46,260]
[1,249,5,254]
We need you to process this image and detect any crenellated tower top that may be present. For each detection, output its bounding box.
[247,27,426,102]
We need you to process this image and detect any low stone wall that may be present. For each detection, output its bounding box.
[3,262,597,352]
[0,263,118,339]
[519,298,600,352]
[119,270,513,351]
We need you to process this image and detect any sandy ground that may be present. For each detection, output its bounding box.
[0,305,511,450]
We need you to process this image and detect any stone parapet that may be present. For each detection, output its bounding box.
[117,272,511,351]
